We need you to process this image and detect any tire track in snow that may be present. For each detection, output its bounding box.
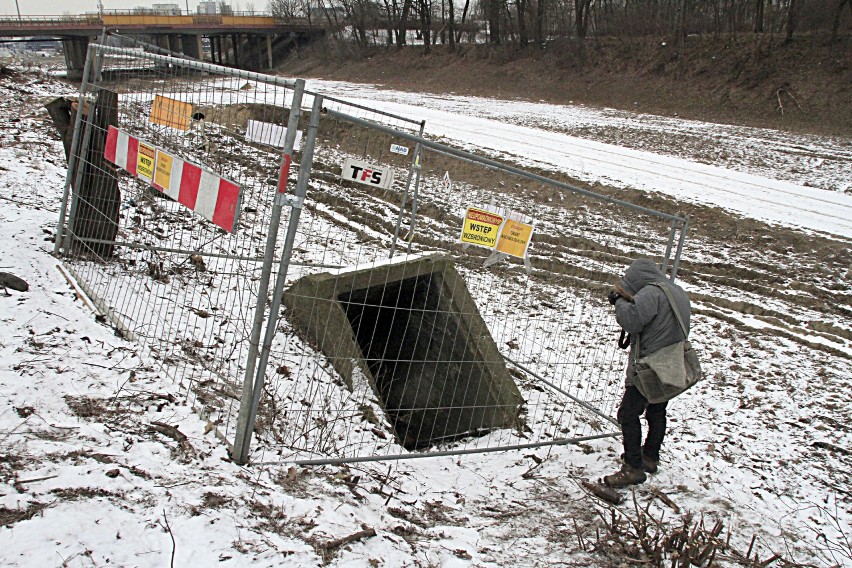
[424,113,852,235]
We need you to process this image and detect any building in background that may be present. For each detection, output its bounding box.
[197,2,233,14]
[151,4,181,15]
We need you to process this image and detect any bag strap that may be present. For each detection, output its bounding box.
[631,282,688,364]
[634,333,642,366]
[650,282,689,339]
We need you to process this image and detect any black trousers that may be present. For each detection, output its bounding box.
[617,385,668,469]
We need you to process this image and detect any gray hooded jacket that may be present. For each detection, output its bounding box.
[615,259,691,386]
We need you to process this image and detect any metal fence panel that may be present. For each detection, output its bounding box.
[242,105,688,465]
[58,45,687,466]
[55,44,306,448]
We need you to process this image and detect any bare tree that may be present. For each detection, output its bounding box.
[832,0,851,39]
[785,0,797,42]
[418,0,433,52]
[448,0,457,48]
[381,0,399,45]
[532,0,546,45]
[754,0,765,32]
[267,0,304,17]
[485,0,502,43]
[399,0,415,46]
[348,0,379,48]
[276,0,848,51]
[673,0,688,46]
[456,0,471,43]
[574,0,592,38]
[516,0,529,44]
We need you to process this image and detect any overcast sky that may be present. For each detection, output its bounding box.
[1,1,259,16]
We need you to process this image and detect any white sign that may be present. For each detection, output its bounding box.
[341,158,395,190]
[390,143,410,156]
[442,171,452,192]
[246,119,303,151]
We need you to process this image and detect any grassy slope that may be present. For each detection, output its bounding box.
[278,33,852,137]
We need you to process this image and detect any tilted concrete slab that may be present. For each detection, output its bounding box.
[282,253,524,450]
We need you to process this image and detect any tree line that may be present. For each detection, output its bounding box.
[269,0,851,51]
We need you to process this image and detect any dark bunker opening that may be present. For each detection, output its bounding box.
[282,255,523,451]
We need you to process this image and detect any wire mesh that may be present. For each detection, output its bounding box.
[247,105,688,465]
[56,44,304,443]
[57,44,688,465]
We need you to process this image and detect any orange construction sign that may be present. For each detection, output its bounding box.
[149,95,193,131]
[496,218,535,258]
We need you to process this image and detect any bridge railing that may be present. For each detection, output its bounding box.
[98,9,277,17]
[0,15,102,27]
[0,13,321,29]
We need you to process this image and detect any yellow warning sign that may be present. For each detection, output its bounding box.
[136,142,156,181]
[496,218,534,258]
[154,150,173,190]
[149,95,192,131]
[460,207,503,248]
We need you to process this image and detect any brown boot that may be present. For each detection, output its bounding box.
[604,463,647,488]
[641,453,659,474]
[621,453,660,474]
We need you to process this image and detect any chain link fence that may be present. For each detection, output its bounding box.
[243,102,688,465]
[54,44,311,450]
[57,44,688,466]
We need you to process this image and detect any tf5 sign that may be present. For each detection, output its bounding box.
[341,158,395,190]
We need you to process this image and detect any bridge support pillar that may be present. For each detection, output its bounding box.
[266,35,273,69]
[231,34,240,67]
[245,34,261,70]
[221,35,230,65]
[154,34,170,52]
[181,34,202,60]
[168,34,181,54]
[62,37,90,81]
[213,35,226,65]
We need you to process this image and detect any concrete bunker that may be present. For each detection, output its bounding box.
[283,254,524,450]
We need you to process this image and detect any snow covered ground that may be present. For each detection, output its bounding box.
[1,62,850,567]
[309,79,852,238]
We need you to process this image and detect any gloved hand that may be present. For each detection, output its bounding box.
[607,290,621,305]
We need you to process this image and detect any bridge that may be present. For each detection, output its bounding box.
[0,12,328,78]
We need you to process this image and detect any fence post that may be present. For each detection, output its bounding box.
[54,46,95,255]
[389,120,425,259]
[62,44,111,255]
[406,158,423,254]
[661,217,678,278]
[94,30,107,83]
[670,217,689,282]
[232,92,323,465]
[232,79,306,463]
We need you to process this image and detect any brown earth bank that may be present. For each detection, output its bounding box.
[277,32,852,137]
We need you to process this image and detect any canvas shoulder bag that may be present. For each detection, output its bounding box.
[633,283,703,404]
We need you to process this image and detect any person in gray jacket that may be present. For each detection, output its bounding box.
[604,258,691,487]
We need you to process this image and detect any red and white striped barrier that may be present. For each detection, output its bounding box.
[104,126,241,233]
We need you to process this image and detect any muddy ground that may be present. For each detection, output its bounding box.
[1,55,850,566]
[279,33,852,138]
